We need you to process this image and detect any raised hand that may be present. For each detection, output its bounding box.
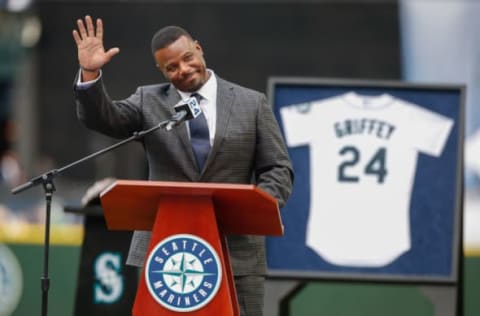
[72,15,119,79]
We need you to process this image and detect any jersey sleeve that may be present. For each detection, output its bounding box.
[465,130,480,176]
[280,103,313,147]
[407,103,454,157]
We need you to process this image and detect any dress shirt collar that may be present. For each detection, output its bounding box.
[176,69,217,102]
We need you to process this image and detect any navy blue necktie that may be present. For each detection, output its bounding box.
[189,93,211,171]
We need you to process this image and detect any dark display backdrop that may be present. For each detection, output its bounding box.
[36,1,400,180]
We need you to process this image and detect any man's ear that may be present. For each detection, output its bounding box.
[194,40,203,54]
[155,63,168,80]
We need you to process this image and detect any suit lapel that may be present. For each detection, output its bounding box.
[162,78,235,177]
[163,85,198,172]
[201,78,235,173]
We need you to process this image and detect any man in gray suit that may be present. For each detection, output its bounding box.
[72,15,293,315]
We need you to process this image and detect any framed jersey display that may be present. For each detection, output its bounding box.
[266,77,464,283]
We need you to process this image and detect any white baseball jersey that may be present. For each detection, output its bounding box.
[466,129,480,177]
[280,92,454,267]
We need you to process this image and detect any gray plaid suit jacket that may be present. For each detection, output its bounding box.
[74,73,293,276]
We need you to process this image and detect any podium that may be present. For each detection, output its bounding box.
[100,180,283,315]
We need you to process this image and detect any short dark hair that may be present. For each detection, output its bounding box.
[151,26,193,55]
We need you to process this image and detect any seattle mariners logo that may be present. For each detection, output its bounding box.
[94,252,124,304]
[145,234,222,312]
[0,244,23,316]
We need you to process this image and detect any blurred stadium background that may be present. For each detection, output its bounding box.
[1,0,479,315]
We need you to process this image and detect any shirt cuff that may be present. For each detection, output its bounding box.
[76,69,102,89]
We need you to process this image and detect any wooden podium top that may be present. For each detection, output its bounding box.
[100,180,284,236]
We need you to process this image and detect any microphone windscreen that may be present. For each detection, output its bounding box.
[174,97,202,120]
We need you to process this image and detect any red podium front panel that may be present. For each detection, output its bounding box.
[100,180,283,315]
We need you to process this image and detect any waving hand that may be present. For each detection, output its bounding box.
[72,16,119,80]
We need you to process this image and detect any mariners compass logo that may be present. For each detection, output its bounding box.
[145,234,222,312]
[0,244,23,315]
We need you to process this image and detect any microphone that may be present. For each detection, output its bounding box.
[165,96,203,130]
[174,96,202,120]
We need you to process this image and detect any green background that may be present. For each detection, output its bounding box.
[5,244,480,316]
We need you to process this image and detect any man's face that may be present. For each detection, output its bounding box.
[154,35,209,92]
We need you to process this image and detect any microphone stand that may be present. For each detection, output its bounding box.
[11,116,182,316]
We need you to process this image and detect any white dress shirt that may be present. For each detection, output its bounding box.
[176,70,217,146]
